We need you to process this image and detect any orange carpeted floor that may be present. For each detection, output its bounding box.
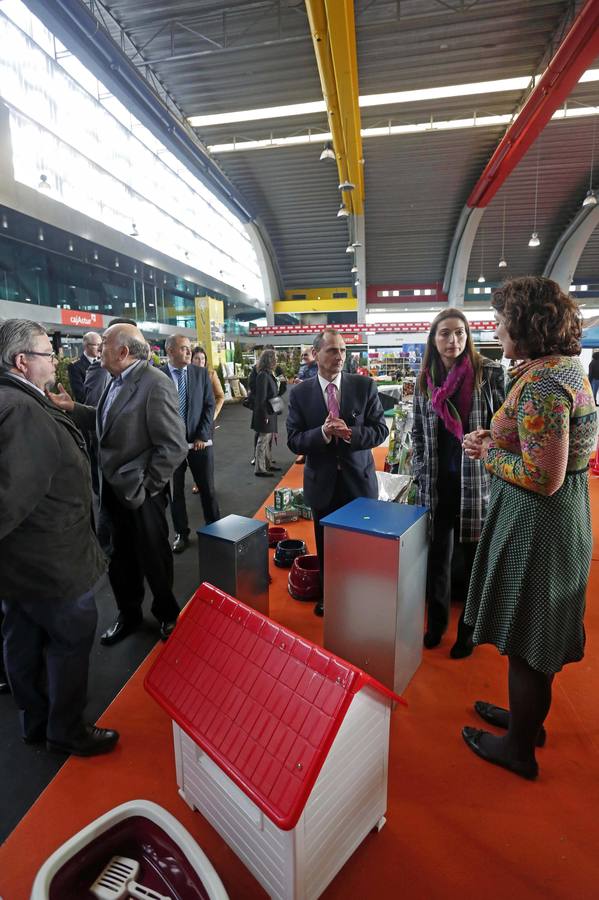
[2,452,599,899]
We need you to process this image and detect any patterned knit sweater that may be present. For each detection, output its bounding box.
[486,356,597,496]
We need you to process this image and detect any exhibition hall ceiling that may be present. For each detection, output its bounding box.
[97,1,597,296]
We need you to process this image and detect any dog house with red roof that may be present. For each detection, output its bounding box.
[145,583,404,900]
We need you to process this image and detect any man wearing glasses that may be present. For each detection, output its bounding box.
[0,318,119,757]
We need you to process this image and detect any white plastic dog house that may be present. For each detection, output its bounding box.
[145,583,404,900]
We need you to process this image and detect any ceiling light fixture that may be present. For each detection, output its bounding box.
[37,227,44,241]
[583,111,598,207]
[320,142,335,161]
[355,279,361,287]
[351,265,358,273]
[339,181,355,191]
[38,173,50,191]
[528,143,541,248]
[498,198,508,267]
[130,222,139,236]
[1,214,7,229]
[93,249,99,261]
[68,239,74,252]
[346,244,355,254]
[337,204,350,218]
[114,256,120,268]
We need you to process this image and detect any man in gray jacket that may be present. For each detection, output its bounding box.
[0,319,118,756]
[49,323,188,646]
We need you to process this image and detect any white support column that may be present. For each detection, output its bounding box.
[544,203,599,291]
[443,205,485,307]
[244,221,282,326]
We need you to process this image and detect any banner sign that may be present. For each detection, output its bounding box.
[60,310,105,328]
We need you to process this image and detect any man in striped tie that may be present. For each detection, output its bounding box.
[161,334,220,553]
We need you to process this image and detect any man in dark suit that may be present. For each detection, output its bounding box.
[160,333,220,553]
[67,331,102,402]
[0,318,118,756]
[287,328,388,616]
[49,324,188,646]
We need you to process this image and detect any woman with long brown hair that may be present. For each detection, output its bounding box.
[462,277,597,779]
[412,308,505,657]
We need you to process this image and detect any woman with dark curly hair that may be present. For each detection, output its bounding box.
[461,276,597,780]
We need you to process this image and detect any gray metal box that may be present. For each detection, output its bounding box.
[322,498,428,695]
[197,515,269,615]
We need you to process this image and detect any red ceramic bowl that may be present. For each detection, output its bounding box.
[268,525,288,548]
[288,554,322,601]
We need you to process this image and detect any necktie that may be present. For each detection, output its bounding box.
[326,381,340,417]
[175,368,187,420]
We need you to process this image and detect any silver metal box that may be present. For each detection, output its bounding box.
[322,498,428,695]
[197,514,269,615]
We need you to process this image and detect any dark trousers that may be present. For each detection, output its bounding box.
[103,482,179,624]
[426,475,477,640]
[312,473,354,598]
[171,447,220,534]
[2,590,97,742]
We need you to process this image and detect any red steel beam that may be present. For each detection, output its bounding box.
[467,0,599,209]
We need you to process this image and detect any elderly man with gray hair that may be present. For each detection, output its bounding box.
[68,330,102,403]
[0,318,118,756]
[49,323,188,647]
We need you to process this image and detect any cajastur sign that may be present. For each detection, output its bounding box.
[60,310,105,328]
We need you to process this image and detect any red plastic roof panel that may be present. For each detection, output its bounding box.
[145,583,404,831]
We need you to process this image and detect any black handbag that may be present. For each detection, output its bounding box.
[268,395,284,415]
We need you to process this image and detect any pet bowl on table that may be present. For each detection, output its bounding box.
[268,525,288,548]
[30,799,228,900]
[288,554,322,601]
[273,538,307,568]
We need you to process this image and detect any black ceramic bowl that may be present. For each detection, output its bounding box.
[273,538,307,568]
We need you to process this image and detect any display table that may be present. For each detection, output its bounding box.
[197,514,269,615]
[322,498,428,694]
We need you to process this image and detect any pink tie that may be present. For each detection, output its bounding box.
[326,381,340,417]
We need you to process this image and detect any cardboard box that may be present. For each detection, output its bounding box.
[274,488,294,510]
[265,505,300,524]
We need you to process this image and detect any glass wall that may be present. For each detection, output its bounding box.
[0,1,264,303]
[0,211,225,329]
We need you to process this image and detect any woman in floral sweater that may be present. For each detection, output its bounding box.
[462,276,597,780]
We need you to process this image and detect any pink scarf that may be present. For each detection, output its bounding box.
[425,355,474,441]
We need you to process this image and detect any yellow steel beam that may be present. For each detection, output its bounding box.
[305,0,364,215]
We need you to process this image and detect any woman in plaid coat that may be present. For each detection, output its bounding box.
[412,309,505,657]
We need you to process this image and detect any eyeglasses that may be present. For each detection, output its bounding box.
[22,351,58,361]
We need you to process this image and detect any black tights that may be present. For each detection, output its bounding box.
[505,655,554,759]
[482,655,554,763]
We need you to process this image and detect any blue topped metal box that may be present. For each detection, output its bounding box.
[322,498,429,694]
[197,514,269,615]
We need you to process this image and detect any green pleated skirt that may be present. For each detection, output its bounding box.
[464,470,593,674]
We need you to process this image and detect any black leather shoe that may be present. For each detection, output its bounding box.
[47,725,119,757]
[268,465,282,471]
[255,471,274,477]
[423,630,443,649]
[100,614,142,646]
[462,726,538,780]
[474,700,546,747]
[314,601,324,617]
[450,638,474,659]
[295,456,305,465]
[159,620,177,641]
[0,675,10,695]
[172,534,190,554]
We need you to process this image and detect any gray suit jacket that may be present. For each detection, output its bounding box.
[72,361,188,509]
